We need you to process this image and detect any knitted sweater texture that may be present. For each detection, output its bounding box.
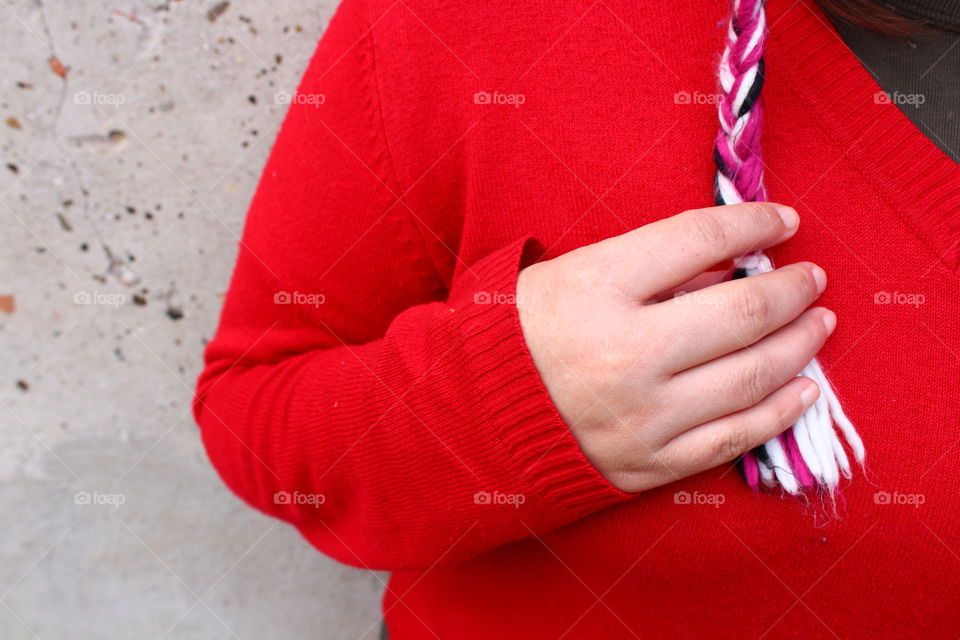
[193,0,960,636]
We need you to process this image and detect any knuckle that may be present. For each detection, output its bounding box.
[714,425,751,462]
[730,287,772,343]
[593,347,632,380]
[798,313,827,350]
[688,211,732,255]
[786,264,817,300]
[567,248,625,299]
[740,202,781,233]
[741,355,776,403]
[762,399,792,437]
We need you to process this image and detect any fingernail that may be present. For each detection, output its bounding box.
[800,382,820,406]
[821,308,836,333]
[811,265,827,294]
[776,205,799,231]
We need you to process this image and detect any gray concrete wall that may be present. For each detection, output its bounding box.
[1,1,385,637]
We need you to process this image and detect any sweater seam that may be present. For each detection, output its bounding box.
[359,0,450,287]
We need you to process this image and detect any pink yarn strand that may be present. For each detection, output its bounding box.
[715,0,865,501]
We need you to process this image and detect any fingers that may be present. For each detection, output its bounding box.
[650,270,729,303]
[662,307,835,431]
[608,202,799,300]
[659,376,820,477]
[648,261,827,373]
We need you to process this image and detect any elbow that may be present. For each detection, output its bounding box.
[192,359,279,526]
[193,358,478,573]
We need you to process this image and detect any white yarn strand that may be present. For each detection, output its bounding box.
[807,361,866,463]
[810,391,841,491]
[832,423,853,479]
[716,0,865,497]
[758,457,776,487]
[764,436,800,495]
[791,411,823,483]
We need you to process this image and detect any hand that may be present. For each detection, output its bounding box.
[515,203,834,493]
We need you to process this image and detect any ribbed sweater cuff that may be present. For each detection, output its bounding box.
[445,237,631,520]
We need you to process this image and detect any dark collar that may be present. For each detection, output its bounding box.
[884,0,960,31]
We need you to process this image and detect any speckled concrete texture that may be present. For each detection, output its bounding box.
[1,1,385,637]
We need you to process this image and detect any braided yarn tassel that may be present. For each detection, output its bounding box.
[713,0,865,497]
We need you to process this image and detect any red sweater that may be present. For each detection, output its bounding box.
[194,0,960,636]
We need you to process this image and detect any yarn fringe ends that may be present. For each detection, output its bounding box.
[714,0,866,499]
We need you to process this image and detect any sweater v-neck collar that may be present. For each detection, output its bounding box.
[769,0,960,273]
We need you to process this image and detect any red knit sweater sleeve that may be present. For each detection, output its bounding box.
[193,0,629,570]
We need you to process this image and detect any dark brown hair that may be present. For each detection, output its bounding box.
[816,0,929,35]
